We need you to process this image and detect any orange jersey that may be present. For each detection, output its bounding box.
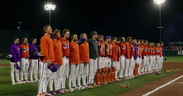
[79,41,90,63]
[155,47,162,56]
[160,47,163,56]
[120,42,126,56]
[111,43,121,61]
[60,38,70,57]
[20,44,29,58]
[105,42,113,57]
[98,42,106,56]
[142,45,148,56]
[69,41,80,64]
[138,45,142,57]
[53,39,63,64]
[40,33,55,62]
[126,42,131,59]
[130,44,135,57]
[147,46,151,55]
[152,47,156,55]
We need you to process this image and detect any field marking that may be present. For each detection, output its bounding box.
[142,75,183,96]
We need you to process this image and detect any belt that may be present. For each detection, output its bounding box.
[63,56,69,58]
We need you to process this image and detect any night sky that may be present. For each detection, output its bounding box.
[0,0,183,43]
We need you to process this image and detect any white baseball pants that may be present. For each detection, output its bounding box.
[10,62,20,84]
[20,58,29,81]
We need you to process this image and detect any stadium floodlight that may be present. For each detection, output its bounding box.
[44,3,56,11]
[44,3,56,24]
[153,0,166,5]
[153,0,166,42]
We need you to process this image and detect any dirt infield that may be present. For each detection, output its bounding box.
[119,62,183,96]
[0,64,9,66]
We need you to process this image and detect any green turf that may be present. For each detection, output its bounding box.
[165,56,183,62]
[0,59,10,64]
[0,66,176,96]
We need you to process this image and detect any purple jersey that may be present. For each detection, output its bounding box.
[29,44,38,59]
[133,45,138,60]
[10,44,21,62]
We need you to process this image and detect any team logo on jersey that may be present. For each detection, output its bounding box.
[63,44,69,49]
[121,46,126,49]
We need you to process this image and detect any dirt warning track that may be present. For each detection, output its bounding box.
[119,62,183,96]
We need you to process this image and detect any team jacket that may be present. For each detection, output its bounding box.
[69,41,80,64]
[120,42,127,56]
[155,47,162,56]
[111,43,121,62]
[98,42,106,56]
[88,39,99,59]
[40,33,55,62]
[20,44,29,58]
[105,42,113,57]
[130,43,135,58]
[125,42,131,59]
[79,40,90,63]
[138,45,143,57]
[60,38,70,57]
[133,45,138,60]
[10,44,21,62]
[53,39,63,65]
[29,44,38,59]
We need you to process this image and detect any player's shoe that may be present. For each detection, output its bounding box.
[16,81,21,84]
[11,82,16,85]
[69,88,75,92]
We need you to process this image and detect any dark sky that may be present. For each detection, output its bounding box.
[0,0,183,43]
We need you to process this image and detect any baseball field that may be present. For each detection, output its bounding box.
[0,56,183,96]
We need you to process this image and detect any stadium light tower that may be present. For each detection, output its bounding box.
[44,3,56,25]
[153,0,166,42]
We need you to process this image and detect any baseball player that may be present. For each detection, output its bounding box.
[148,43,154,73]
[38,25,55,95]
[68,34,80,91]
[160,42,164,70]
[60,29,70,90]
[137,40,143,75]
[79,33,90,89]
[133,39,139,77]
[20,37,30,82]
[119,37,126,79]
[10,38,21,85]
[29,38,39,82]
[155,43,162,71]
[124,37,132,79]
[129,39,135,78]
[151,43,156,72]
[147,42,151,73]
[97,35,106,69]
[140,40,146,74]
[49,29,63,92]
[88,31,99,85]
[105,36,112,68]
[111,37,121,80]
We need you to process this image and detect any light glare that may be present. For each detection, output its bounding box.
[153,0,166,5]
[44,3,56,10]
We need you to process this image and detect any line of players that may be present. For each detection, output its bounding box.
[9,25,164,96]
[38,25,164,96]
[9,37,40,85]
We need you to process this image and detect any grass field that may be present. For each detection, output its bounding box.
[0,66,176,96]
[0,56,182,96]
[164,56,183,62]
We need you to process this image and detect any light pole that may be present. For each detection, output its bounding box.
[153,0,166,42]
[44,3,56,25]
